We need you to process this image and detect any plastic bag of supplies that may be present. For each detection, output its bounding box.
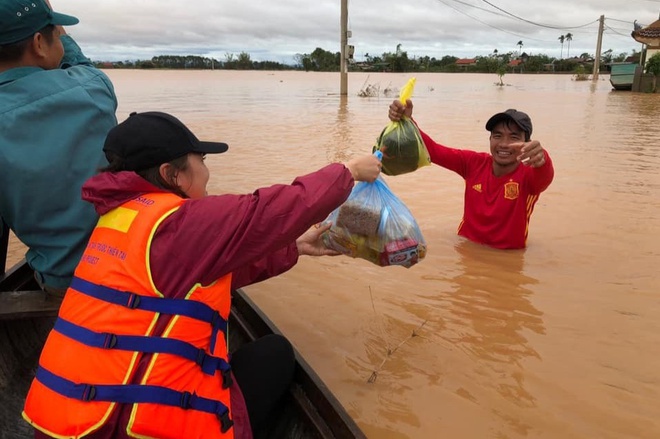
[321,175,427,268]
[373,77,431,176]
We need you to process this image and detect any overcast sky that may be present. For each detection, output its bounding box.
[54,0,660,63]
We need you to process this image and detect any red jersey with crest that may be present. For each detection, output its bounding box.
[418,128,554,249]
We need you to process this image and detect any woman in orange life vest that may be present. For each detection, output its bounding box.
[22,111,382,439]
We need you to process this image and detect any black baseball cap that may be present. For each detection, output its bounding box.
[103,112,228,172]
[485,109,533,141]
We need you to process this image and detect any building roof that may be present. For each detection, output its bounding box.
[632,18,660,46]
[455,58,477,65]
[508,59,523,66]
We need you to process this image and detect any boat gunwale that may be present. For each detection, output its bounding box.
[1,214,366,438]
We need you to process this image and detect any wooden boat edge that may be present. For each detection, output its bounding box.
[231,288,367,438]
[0,259,366,439]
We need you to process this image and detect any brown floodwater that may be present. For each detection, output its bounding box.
[6,71,660,438]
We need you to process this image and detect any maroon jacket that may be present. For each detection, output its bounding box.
[35,163,355,439]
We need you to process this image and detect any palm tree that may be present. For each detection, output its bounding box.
[558,35,566,59]
[517,40,523,56]
[565,33,573,58]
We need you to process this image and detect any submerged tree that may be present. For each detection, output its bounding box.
[496,64,506,86]
[573,64,589,81]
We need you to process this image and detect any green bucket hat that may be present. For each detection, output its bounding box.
[0,0,79,45]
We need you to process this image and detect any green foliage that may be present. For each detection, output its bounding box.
[95,53,291,71]
[475,56,495,73]
[496,64,506,85]
[523,54,553,72]
[646,52,660,77]
[381,44,412,72]
[573,64,589,81]
[236,52,252,70]
[646,52,660,93]
[151,55,212,69]
[295,47,340,71]
[613,52,629,63]
[89,44,628,75]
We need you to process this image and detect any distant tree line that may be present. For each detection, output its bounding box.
[93,44,640,74]
[97,53,292,70]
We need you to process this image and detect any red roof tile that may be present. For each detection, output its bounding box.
[633,18,660,41]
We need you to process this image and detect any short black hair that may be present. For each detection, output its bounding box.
[0,24,55,63]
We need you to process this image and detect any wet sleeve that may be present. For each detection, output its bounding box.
[527,151,555,194]
[59,35,117,109]
[150,163,354,292]
[230,244,299,290]
[417,126,470,178]
[59,35,92,68]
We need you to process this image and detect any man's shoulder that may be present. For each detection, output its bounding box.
[462,150,492,166]
[1,63,110,88]
[62,64,116,91]
[0,66,116,113]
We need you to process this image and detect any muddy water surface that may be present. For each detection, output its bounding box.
[7,71,660,439]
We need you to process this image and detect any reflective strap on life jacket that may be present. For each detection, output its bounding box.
[53,318,233,387]
[36,366,235,434]
[70,276,227,352]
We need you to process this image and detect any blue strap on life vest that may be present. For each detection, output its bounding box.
[53,318,232,386]
[36,366,234,433]
[69,276,226,352]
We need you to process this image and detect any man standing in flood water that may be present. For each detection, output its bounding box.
[388,99,554,249]
[0,0,117,294]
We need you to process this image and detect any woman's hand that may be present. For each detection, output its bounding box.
[296,223,340,257]
[345,154,382,182]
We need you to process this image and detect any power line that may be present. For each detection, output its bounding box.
[438,0,603,44]
[606,17,636,24]
[431,0,641,53]
[447,0,514,17]
[435,0,549,42]
[439,0,601,43]
[604,23,636,38]
[479,0,597,30]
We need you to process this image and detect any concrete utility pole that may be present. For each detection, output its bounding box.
[592,15,605,81]
[340,0,348,95]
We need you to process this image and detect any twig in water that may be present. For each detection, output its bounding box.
[367,319,428,384]
[360,74,371,91]
[369,286,391,353]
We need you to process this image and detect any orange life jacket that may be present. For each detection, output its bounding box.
[23,192,235,439]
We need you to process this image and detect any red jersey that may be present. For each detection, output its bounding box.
[419,128,554,249]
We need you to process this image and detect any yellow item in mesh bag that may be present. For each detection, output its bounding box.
[373,77,431,176]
